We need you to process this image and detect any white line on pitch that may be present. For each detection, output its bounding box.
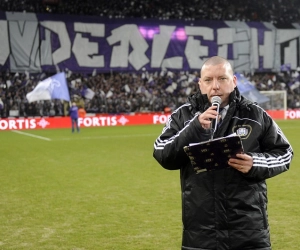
[57,133,158,141]
[11,130,51,141]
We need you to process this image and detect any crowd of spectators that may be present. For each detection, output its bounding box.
[0,70,197,117]
[0,0,300,24]
[0,68,299,118]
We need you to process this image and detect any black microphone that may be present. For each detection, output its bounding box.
[210,96,222,137]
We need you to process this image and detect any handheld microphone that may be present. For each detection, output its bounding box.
[210,96,222,136]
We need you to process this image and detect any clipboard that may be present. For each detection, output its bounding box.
[183,134,244,173]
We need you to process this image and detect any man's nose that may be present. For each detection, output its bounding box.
[212,79,220,89]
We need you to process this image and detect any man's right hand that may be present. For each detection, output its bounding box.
[198,106,219,129]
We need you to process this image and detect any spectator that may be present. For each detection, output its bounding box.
[78,105,87,118]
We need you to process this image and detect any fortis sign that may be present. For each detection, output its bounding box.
[0,111,298,131]
[0,114,171,130]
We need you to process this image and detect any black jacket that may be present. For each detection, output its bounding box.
[153,88,293,250]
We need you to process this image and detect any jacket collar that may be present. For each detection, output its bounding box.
[187,87,241,113]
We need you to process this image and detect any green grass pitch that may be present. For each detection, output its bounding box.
[0,120,299,249]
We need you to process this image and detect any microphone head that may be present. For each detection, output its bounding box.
[211,96,222,105]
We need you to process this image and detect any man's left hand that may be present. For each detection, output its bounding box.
[228,153,253,174]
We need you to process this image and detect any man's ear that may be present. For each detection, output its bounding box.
[198,78,201,86]
[233,75,237,87]
[198,79,202,91]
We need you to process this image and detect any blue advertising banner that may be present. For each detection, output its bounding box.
[0,11,300,74]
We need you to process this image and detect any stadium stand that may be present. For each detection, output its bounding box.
[0,0,299,24]
[0,0,300,117]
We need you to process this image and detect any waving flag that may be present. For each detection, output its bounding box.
[26,72,70,103]
[236,73,269,104]
[84,88,95,99]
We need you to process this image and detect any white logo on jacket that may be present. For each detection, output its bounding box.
[232,124,252,139]
[236,128,248,136]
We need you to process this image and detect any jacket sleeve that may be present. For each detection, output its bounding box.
[153,107,211,170]
[245,112,293,180]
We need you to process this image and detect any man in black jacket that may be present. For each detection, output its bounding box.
[153,56,293,250]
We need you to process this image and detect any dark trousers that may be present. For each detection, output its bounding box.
[71,118,79,132]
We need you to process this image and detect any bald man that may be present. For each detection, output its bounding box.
[153,56,293,250]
